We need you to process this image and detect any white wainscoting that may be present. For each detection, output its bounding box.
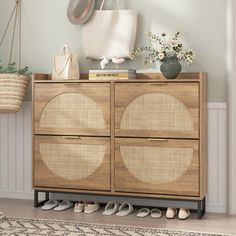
[207,103,227,213]
[0,102,32,199]
[0,102,228,213]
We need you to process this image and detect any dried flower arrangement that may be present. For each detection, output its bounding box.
[132,31,195,66]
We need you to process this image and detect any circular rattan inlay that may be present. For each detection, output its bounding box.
[39,93,105,129]
[120,146,193,185]
[120,93,193,131]
[39,143,106,180]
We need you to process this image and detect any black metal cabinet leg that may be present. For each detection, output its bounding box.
[197,200,202,219]
[203,197,206,214]
[46,192,50,201]
[34,190,50,208]
[197,197,206,219]
[34,190,39,207]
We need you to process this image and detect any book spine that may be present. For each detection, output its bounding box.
[89,70,136,74]
[89,73,135,78]
[89,77,136,80]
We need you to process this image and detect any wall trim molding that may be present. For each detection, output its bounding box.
[0,191,33,200]
[0,102,227,213]
[207,103,227,109]
[206,204,227,214]
[227,0,236,214]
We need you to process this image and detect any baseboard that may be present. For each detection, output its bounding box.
[0,190,227,213]
[207,103,227,109]
[206,204,227,213]
[0,190,33,200]
[0,102,228,214]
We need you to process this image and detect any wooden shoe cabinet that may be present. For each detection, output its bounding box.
[32,73,207,218]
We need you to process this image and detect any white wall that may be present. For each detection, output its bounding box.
[0,0,227,102]
[0,102,228,213]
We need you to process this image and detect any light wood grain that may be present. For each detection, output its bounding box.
[115,138,199,196]
[34,82,110,136]
[32,77,35,190]
[136,72,202,81]
[34,135,111,191]
[33,73,89,81]
[115,82,199,139]
[33,72,202,82]
[110,82,115,193]
[32,72,207,201]
[33,186,204,200]
[199,73,208,198]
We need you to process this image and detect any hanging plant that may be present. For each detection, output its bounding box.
[0,61,31,76]
[0,0,31,113]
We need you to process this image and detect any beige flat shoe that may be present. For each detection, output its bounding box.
[166,207,177,219]
[74,201,85,213]
[178,208,191,220]
[84,201,100,213]
[0,212,5,220]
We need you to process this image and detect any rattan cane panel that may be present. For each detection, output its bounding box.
[39,143,106,180]
[120,146,193,185]
[39,93,105,129]
[120,93,193,131]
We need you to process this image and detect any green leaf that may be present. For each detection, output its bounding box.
[0,60,31,76]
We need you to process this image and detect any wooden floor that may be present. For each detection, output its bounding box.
[0,198,236,235]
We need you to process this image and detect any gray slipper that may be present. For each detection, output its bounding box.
[0,212,5,220]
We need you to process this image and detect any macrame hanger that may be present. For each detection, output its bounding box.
[9,1,19,64]
[0,0,22,73]
[18,0,22,73]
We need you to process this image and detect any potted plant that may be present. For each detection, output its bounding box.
[132,31,195,79]
[0,0,31,113]
[0,61,31,113]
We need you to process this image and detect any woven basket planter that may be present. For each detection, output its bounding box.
[0,73,30,113]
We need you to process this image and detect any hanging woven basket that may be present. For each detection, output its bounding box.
[0,0,31,113]
[0,73,30,113]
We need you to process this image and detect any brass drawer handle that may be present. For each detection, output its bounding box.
[64,83,81,86]
[63,136,81,139]
[148,138,168,142]
[149,83,168,86]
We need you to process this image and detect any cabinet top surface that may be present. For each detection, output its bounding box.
[33,72,207,83]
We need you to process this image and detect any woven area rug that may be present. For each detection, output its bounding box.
[0,216,231,236]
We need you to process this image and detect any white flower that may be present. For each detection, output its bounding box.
[133,31,195,66]
[170,40,177,46]
[158,52,165,60]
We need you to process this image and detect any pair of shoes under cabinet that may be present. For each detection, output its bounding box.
[32,73,207,218]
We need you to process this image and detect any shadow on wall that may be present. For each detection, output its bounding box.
[116,0,203,71]
[0,0,226,72]
[125,0,226,72]
[0,0,227,101]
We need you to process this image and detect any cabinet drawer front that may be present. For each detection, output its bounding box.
[34,83,110,136]
[34,136,110,191]
[115,82,199,139]
[115,138,199,196]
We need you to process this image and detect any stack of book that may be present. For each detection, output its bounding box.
[89,69,136,80]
